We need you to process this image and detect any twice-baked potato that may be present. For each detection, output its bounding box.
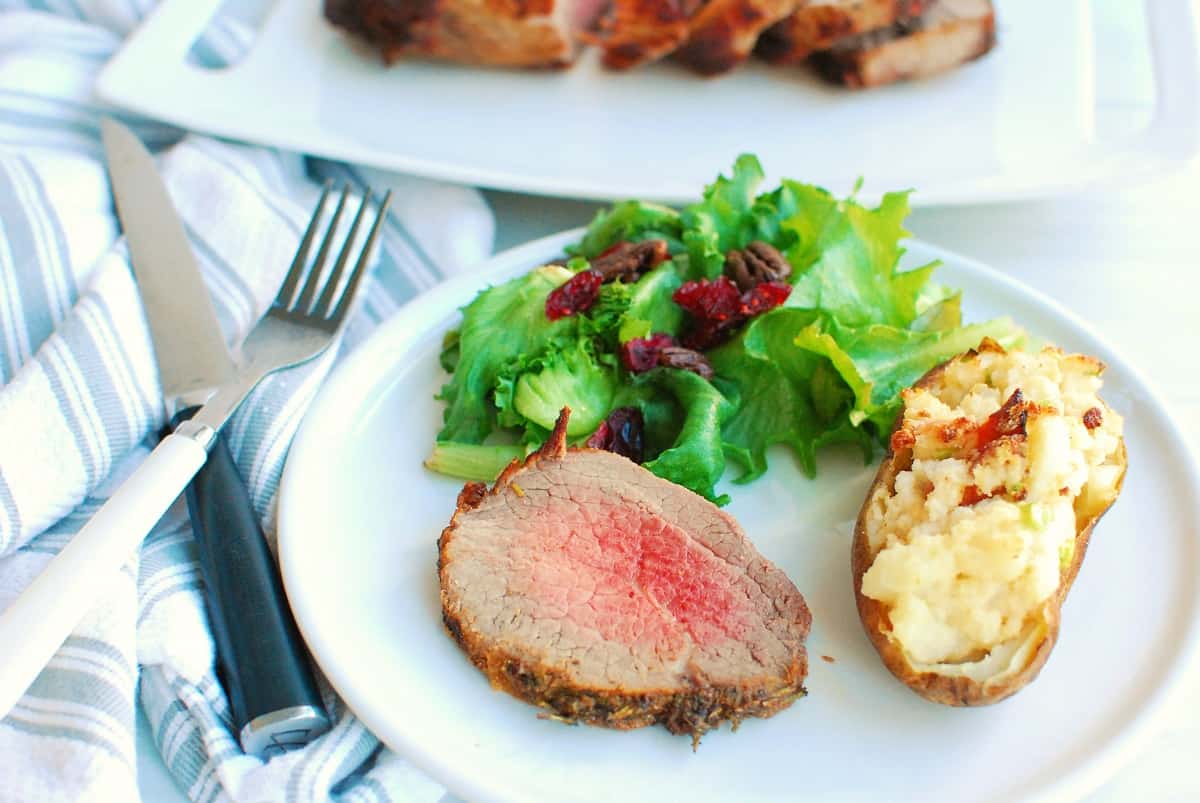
[852,339,1127,705]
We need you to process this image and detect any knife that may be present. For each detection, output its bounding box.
[102,120,331,756]
[0,121,331,754]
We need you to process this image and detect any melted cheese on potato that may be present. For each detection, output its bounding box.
[861,344,1124,667]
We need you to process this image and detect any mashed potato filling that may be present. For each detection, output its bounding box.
[861,343,1124,668]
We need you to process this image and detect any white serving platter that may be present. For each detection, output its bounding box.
[96,0,1198,204]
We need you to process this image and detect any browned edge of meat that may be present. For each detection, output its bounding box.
[673,0,802,75]
[811,0,995,88]
[437,408,812,744]
[579,0,696,69]
[324,0,579,68]
[756,0,930,65]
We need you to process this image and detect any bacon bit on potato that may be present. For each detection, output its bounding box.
[961,485,988,506]
[975,389,1028,449]
[890,428,917,452]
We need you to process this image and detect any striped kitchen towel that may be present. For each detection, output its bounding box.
[0,2,493,801]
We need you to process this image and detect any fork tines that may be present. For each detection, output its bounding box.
[277,182,393,326]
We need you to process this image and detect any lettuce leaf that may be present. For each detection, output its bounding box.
[792,314,1026,432]
[710,309,837,481]
[423,442,531,482]
[639,369,734,504]
[512,339,617,436]
[437,265,576,443]
[781,186,936,328]
[569,201,684,258]
[680,154,767,279]
[619,261,684,342]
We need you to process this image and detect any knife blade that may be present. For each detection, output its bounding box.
[100,119,330,757]
[101,123,235,404]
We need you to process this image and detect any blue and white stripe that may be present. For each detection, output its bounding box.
[0,2,491,800]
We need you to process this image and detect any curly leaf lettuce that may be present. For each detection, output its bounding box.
[781,186,936,327]
[792,314,1026,432]
[437,265,575,443]
[511,340,617,437]
[568,201,683,258]
[680,154,767,279]
[618,261,684,343]
[639,369,735,504]
[431,155,1027,506]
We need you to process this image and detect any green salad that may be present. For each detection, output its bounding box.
[426,156,1023,504]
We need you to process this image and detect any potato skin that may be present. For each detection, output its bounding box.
[851,358,1128,706]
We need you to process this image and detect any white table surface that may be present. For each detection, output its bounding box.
[137,167,1200,802]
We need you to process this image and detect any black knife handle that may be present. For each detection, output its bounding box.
[171,407,330,758]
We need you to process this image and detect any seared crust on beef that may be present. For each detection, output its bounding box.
[324,0,578,67]
[812,0,995,88]
[756,0,930,65]
[438,409,812,740]
[674,0,803,75]
[580,0,694,69]
[441,618,808,737]
[326,0,997,84]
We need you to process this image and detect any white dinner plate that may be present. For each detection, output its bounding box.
[96,0,1198,204]
[278,231,1200,803]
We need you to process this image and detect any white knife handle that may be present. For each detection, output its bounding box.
[0,432,207,719]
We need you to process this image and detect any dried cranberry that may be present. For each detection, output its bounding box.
[621,333,676,372]
[672,276,746,349]
[677,323,717,350]
[673,276,743,324]
[960,485,988,506]
[586,407,645,463]
[673,274,792,349]
[545,269,603,321]
[740,281,792,316]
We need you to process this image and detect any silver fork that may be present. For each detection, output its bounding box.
[181,183,393,444]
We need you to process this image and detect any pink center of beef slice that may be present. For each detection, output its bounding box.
[508,495,747,652]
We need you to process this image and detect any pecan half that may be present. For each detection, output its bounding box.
[724,241,791,292]
[591,240,670,282]
[658,346,714,379]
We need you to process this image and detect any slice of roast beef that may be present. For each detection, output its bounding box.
[580,0,698,69]
[673,0,803,75]
[756,0,930,65]
[811,0,995,87]
[324,0,602,68]
[438,408,811,741]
